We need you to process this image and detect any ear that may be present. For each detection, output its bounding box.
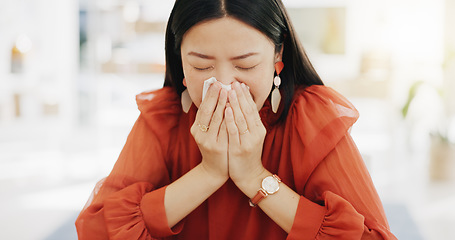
[183,78,187,87]
[275,45,284,62]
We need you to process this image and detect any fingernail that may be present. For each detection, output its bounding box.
[241,83,248,90]
[225,107,233,118]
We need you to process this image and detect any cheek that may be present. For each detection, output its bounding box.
[184,81,210,109]
[182,65,206,107]
[246,70,274,109]
[185,79,204,107]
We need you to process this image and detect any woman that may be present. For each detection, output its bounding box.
[76,0,397,239]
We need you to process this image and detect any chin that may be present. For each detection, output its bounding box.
[255,100,265,111]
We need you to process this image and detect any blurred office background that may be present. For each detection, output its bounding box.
[1,0,454,239]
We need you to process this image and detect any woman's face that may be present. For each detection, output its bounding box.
[180,17,282,110]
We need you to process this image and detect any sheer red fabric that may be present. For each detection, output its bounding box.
[75,85,397,240]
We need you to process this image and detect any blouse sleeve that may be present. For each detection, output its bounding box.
[286,86,397,240]
[287,134,396,240]
[75,115,183,239]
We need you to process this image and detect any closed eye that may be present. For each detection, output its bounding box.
[193,66,214,71]
[236,64,259,71]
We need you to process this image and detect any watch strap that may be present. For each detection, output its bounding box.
[249,188,268,207]
[272,174,282,183]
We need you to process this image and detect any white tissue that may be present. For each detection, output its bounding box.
[202,77,232,100]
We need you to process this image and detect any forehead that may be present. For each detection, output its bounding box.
[181,17,274,54]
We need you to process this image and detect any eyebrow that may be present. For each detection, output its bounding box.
[187,51,259,60]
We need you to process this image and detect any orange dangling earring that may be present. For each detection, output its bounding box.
[181,78,192,113]
[271,61,284,113]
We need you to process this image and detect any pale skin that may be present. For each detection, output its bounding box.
[164,17,300,233]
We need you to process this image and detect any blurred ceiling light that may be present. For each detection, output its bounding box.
[15,34,32,53]
[123,1,140,23]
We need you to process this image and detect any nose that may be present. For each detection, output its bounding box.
[215,66,238,86]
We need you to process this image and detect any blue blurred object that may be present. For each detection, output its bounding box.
[384,203,424,240]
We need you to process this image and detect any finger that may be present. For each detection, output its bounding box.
[232,82,252,113]
[218,119,227,143]
[195,83,221,129]
[225,106,240,145]
[240,83,263,127]
[232,82,256,131]
[240,83,258,112]
[207,88,228,135]
[228,87,249,135]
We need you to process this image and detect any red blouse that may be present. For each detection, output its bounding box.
[75,85,397,240]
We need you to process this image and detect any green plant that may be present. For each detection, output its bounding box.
[401,81,424,118]
[401,81,449,142]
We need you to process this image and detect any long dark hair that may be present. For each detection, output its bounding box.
[164,0,324,122]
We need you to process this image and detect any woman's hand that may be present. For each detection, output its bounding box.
[190,83,229,182]
[225,82,267,187]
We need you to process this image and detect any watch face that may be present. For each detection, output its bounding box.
[262,176,280,194]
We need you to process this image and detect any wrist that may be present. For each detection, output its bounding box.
[198,163,228,187]
[233,167,270,198]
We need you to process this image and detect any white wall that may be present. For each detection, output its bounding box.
[0,0,78,127]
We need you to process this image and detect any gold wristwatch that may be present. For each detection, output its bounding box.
[249,174,281,207]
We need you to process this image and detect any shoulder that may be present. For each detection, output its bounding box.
[291,85,359,121]
[286,85,360,185]
[136,87,180,113]
[135,87,183,136]
[289,85,359,146]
